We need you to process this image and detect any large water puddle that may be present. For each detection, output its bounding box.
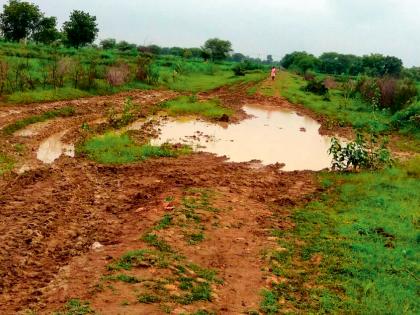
[37,131,74,164]
[151,105,333,171]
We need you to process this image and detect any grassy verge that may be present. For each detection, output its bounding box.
[263,157,420,314]
[262,71,391,132]
[162,96,233,119]
[163,70,266,92]
[81,132,190,164]
[3,106,76,135]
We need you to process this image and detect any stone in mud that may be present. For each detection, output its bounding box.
[91,242,104,250]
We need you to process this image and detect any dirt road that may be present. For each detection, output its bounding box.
[0,86,327,314]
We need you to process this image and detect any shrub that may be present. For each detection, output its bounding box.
[106,62,131,87]
[391,102,420,133]
[328,133,393,171]
[303,70,315,81]
[394,79,418,112]
[304,78,328,95]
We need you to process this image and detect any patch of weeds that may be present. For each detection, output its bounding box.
[162,96,233,120]
[187,231,205,244]
[120,300,130,306]
[102,274,140,284]
[0,154,14,175]
[260,290,279,315]
[3,106,75,134]
[164,196,174,202]
[142,233,173,252]
[187,264,219,282]
[154,214,173,230]
[138,293,161,304]
[55,299,95,315]
[14,143,25,153]
[81,132,190,164]
[107,249,171,271]
[177,282,212,305]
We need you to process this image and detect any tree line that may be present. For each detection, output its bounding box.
[280,51,405,77]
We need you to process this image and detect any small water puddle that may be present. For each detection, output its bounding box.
[37,131,74,164]
[151,105,333,171]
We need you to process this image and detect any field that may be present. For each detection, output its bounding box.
[0,44,419,315]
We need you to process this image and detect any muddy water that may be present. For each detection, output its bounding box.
[37,131,75,164]
[152,105,333,171]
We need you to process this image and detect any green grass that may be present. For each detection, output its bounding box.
[267,157,420,314]
[162,96,233,119]
[102,274,140,284]
[162,70,265,92]
[3,106,76,134]
[266,71,391,133]
[81,132,190,164]
[0,153,14,175]
[6,88,90,104]
[54,299,95,315]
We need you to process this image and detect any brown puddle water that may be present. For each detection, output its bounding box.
[151,105,333,171]
[37,131,74,164]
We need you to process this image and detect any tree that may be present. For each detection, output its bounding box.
[100,38,116,49]
[0,0,42,41]
[266,55,273,63]
[32,16,60,44]
[202,38,232,61]
[231,53,246,62]
[62,10,98,48]
[116,40,136,52]
[281,51,318,73]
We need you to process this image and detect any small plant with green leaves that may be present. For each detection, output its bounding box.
[54,299,95,315]
[328,133,393,171]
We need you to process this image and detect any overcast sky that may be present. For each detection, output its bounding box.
[1,0,419,66]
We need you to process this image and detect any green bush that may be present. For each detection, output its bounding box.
[391,102,420,133]
[304,78,328,95]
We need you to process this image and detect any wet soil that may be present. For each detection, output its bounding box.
[0,82,344,314]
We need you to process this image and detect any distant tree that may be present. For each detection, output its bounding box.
[117,40,136,52]
[266,54,273,63]
[183,48,192,59]
[62,10,98,48]
[100,38,117,49]
[281,51,318,73]
[148,44,161,55]
[189,48,202,58]
[0,0,42,41]
[362,54,403,77]
[32,16,60,44]
[231,53,246,62]
[202,38,232,61]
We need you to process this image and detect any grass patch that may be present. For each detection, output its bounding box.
[102,274,140,284]
[154,214,173,230]
[107,249,172,271]
[142,233,173,252]
[6,87,90,104]
[3,106,76,135]
[162,96,233,119]
[81,132,190,164]
[54,299,95,315]
[0,153,14,175]
[260,289,279,315]
[267,156,420,313]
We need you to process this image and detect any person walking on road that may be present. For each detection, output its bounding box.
[271,66,277,81]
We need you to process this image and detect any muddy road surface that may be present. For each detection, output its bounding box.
[0,86,330,314]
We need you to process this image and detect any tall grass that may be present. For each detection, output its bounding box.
[0,153,13,175]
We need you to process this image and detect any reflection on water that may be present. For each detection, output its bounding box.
[37,131,74,164]
[151,105,333,171]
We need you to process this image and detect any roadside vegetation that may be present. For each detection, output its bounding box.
[3,106,75,134]
[81,132,190,164]
[262,157,420,314]
[162,96,233,119]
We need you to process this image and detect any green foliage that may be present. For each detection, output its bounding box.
[142,233,173,252]
[202,38,232,61]
[32,16,60,44]
[99,38,116,50]
[260,290,279,314]
[329,133,393,170]
[391,102,420,134]
[81,132,188,164]
[63,10,98,48]
[6,87,91,104]
[102,274,140,284]
[277,159,420,313]
[3,106,75,134]
[154,214,173,230]
[281,51,318,73]
[304,78,328,95]
[162,96,232,119]
[138,294,161,304]
[0,153,14,175]
[0,0,42,41]
[55,299,95,315]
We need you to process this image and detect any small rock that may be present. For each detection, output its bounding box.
[91,242,104,250]
[300,127,306,132]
